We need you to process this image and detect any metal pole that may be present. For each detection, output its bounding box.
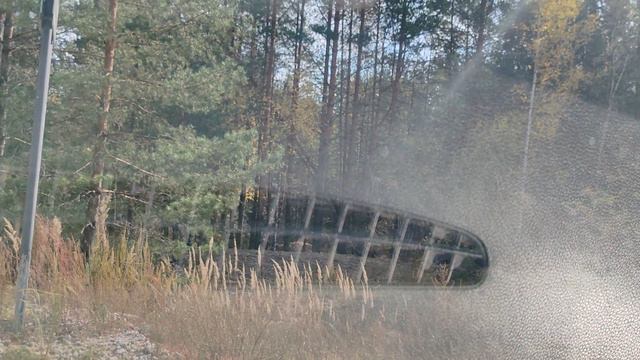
[15,0,59,329]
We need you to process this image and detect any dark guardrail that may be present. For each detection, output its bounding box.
[225,191,489,287]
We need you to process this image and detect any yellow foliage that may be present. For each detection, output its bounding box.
[520,0,598,140]
[534,0,597,93]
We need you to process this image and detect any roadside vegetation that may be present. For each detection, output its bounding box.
[0,0,639,357]
[0,216,417,359]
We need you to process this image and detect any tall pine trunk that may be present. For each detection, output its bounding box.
[254,0,279,228]
[338,10,346,182]
[0,10,13,159]
[475,0,492,58]
[321,0,334,105]
[258,0,278,171]
[342,8,354,191]
[387,5,406,124]
[447,0,456,74]
[362,1,383,194]
[346,5,365,190]
[317,0,342,191]
[83,0,118,257]
[285,0,306,190]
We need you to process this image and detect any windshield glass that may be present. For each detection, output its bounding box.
[1,0,639,358]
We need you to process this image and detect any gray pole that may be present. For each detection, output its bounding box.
[14,0,59,329]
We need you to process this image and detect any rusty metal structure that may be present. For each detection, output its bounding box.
[230,191,489,287]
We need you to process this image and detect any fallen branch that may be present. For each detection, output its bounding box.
[73,162,92,175]
[108,154,164,179]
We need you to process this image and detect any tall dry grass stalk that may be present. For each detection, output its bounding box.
[1,218,20,285]
[1,216,398,359]
[150,246,380,358]
[6,216,492,359]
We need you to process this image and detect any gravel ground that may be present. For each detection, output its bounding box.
[0,311,183,359]
[0,330,163,359]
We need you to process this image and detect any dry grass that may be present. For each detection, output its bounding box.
[0,217,413,359]
[0,217,485,359]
